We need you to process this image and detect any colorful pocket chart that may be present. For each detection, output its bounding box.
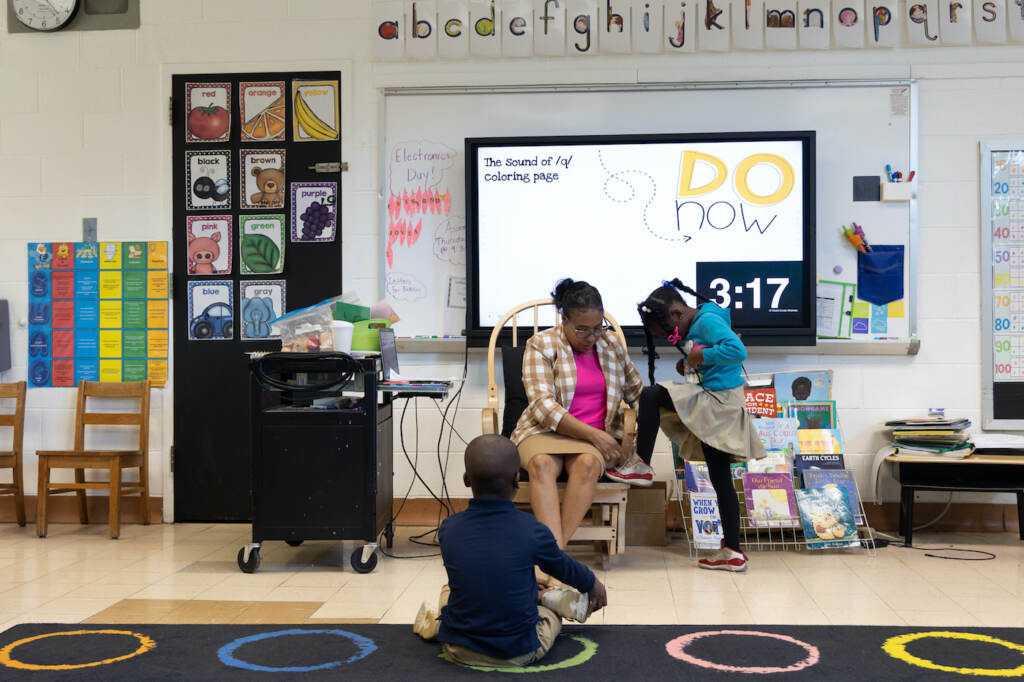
[27,242,169,388]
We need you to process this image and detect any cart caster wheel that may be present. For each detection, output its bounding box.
[350,548,378,574]
[237,546,261,573]
[285,539,303,547]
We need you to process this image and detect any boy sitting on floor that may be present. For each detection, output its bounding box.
[414,434,607,667]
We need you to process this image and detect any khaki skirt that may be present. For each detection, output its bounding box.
[657,382,766,463]
[517,433,605,470]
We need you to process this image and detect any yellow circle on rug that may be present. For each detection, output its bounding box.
[0,629,156,671]
[882,631,1024,677]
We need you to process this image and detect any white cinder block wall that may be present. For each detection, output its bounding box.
[0,0,1016,519]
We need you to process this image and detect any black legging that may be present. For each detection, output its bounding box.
[637,385,742,552]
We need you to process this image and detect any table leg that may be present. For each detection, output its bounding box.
[1017,490,1024,541]
[901,486,914,547]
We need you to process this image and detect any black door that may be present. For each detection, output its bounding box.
[172,71,344,521]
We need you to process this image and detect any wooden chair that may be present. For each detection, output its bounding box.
[0,382,27,526]
[482,299,635,565]
[36,380,151,539]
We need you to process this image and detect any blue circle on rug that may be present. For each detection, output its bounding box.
[218,629,377,673]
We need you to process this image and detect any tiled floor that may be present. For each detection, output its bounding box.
[0,522,1022,630]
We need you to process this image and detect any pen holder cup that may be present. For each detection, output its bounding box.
[880,182,913,202]
[331,321,354,353]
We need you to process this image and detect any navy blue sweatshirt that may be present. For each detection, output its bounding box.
[438,498,596,660]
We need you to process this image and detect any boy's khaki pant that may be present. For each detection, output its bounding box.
[437,585,562,668]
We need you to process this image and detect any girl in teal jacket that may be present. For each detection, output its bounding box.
[634,279,765,572]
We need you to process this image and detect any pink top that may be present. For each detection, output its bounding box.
[568,350,607,430]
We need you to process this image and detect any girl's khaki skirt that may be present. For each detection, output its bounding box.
[517,432,604,470]
[657,382,767,463]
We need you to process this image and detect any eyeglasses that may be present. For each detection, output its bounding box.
[570,325,608,338]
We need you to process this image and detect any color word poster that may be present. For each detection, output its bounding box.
[27,242,169,388]
[991,151,1024,381]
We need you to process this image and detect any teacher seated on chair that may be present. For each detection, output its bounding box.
[509,279,644,555]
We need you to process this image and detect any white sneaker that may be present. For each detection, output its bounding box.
[605,456,654,486]
[698,546,748,572]
[540,587,589,623]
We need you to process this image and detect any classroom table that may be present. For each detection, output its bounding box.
[885,454,1024,547]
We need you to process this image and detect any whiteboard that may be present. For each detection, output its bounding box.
[381,82,916,343]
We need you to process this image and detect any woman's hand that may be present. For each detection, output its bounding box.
[686,346,704,370]
[589,429,622,464]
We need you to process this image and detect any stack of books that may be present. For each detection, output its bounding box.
[885,417,973,459]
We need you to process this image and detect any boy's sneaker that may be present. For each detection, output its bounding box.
[698,546,748,572]
[540,587,589,623]
[605,456,654,486]
[413,602,440,640]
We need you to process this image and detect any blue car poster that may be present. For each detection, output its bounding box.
[28,242,169,388]
[188,281,234,341]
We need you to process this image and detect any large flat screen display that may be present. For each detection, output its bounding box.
[466,132,816,346]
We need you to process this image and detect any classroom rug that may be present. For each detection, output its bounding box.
[0,623,1022,680]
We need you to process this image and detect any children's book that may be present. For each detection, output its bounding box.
[755,418,801,456]
[744,388,778,418]
[689,492,724,549]
[784,401,838,430]
[802,469,864,524]
[683,460,714,493]
[742,472,799,527]
[730,462,747,480]
[747,451,794,482]
[797,428,843,454]
[794,454,845,485]
[794,487,860,549]
[773,370,832,413]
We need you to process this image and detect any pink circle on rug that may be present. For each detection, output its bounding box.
[665,630,820,674]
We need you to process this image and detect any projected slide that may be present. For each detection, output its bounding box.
[471,136,811,332]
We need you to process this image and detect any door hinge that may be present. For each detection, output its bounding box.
[168,97,174,127]
[170,445,174,473]
[307,162,348,174]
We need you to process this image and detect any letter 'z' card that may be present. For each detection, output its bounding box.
[185,82,231,143]
[291,182,337,242]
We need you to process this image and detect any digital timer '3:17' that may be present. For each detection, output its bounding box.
[708,277,790,310]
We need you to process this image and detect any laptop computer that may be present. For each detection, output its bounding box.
[378,328,451,387]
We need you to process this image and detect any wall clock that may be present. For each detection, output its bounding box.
[10,0,81,32]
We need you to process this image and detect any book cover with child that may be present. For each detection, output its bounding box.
[742,472,799,527]
[773,370,832,413]
[794,486,860,549]
[689,492,724,549]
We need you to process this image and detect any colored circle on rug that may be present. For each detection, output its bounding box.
[441,635,598,673]
[882,631,1024,677]
[218,628,377,673]
[0,629,156,671]
[666,630,820,674]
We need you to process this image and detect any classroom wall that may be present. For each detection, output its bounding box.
[0,0,1017,519]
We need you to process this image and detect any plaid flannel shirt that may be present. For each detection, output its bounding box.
[509,325,644,445]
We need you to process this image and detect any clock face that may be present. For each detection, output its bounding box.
[11,0,80,32]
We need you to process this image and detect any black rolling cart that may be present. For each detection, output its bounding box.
[239,352,394,574]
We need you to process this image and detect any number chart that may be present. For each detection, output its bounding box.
[981,144,1024,426]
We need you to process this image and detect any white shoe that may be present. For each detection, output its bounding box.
[540,587,589,623]
[413,602,440,640]
[698,546,748,572]
[605,456,654,486]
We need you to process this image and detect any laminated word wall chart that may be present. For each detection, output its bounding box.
[27,242,170,388]
[982,143,1024,427]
